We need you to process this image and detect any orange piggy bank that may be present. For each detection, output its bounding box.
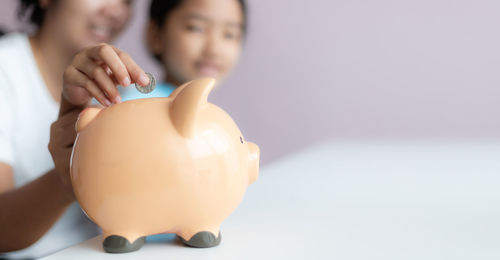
[70,78,260,253]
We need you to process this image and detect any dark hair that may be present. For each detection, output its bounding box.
[18,0,46,27]
[149,0,247,32]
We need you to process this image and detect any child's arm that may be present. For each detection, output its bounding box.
[59,43,150,116]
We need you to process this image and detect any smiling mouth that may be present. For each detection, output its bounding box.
[90,25,113,42]
[195,63,222,77]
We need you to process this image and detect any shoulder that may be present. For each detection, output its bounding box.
[0,33,37,94]
[0,33,30,59]
[158,82,176,96]
[0,33,33,76]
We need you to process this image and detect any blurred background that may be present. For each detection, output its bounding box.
[1,0,499,164]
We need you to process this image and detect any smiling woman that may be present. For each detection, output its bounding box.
[20,0,132,46]
[0,0,133,258]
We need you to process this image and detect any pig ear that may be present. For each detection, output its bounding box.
[170,78,216,137]
[75,107,102,132]
[168,80,192,99]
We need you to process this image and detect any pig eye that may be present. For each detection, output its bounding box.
[240,136,244,144]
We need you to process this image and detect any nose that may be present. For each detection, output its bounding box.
[247,142,260,184]
[101,0,131,23]
[203,29,224,59]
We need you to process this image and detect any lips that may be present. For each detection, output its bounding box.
[89,24,113,43]
[195,62,222,78]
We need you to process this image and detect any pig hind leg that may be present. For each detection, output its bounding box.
[177,230,221,248]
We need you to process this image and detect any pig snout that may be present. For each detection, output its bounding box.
[247,142,260,184]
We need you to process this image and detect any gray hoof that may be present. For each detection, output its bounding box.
[179,231,221,248]
[103,235,145,253]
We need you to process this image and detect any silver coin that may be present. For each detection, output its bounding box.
[135,72,156,94]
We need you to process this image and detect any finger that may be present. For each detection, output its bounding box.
[73,54,121,104]
[87,44,132,87]
[101,64,123,87]
[112,46,149,86]
[85,79,111,107]
[65,65,112,107]
[59,110,81,128]
[52,111,80,133]
[51,111,80,147]
[56,126,77,147]
[63,65,92,106]
[50,126,76,148]
[62,131,77,148]
[62,149,73,175]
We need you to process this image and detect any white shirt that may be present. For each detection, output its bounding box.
[0,33,99,259]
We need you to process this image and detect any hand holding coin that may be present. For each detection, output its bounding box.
[63,43,150,107]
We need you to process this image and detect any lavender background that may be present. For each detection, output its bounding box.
[1,0,499,164]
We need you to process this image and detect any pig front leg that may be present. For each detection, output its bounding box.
[102,233,146,253]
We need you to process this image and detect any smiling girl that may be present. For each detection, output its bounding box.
[121,0,247,101]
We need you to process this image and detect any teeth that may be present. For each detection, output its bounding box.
[91,26,111,39]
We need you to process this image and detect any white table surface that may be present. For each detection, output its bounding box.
[42,140,500,259]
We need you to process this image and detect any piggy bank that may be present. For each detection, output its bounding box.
[70,78,260,253]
